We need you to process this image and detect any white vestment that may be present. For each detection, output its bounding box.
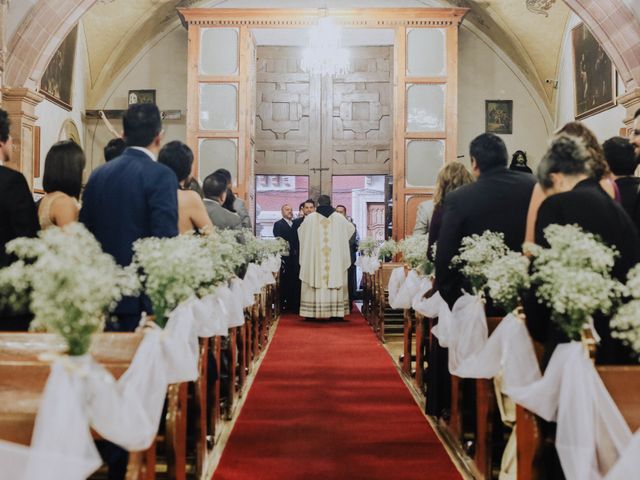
[298,210,355,318]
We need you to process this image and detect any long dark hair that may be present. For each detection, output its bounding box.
[42,140,86,199]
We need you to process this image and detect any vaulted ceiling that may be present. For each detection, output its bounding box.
[9,0,573,112]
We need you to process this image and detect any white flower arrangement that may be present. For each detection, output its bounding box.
[452,231,509,295]
[358,237,378,257]
[611,265,640,359]
[132,233,223,327]
[378,239,398,261]
[398,234,433,275]
[0,224,139,355]
[484,251,530,313]
[528,224,624,340]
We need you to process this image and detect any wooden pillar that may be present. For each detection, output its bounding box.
[619,87,640,130]
[1,87,43,187]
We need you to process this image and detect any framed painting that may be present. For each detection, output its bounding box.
[128,90,156,106]
[485,100,513,134]
[40,26,78,111]
[572,23,616,120]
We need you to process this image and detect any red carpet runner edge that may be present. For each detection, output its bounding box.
[213,312,462,480]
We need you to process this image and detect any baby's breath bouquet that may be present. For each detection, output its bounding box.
[378,239,398,261]
[398,234,433,275]
[0,224,139,355]
[215,229,250,277]
[452,231,509,295]
[132,234,222,327]
[527,224,624,340]
[358,237,378,257]
[611,265,640,359]
[484,251,530,313]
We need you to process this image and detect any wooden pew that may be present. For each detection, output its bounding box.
[0,332,155,480]
[376,262,405,342]
[516,365,640,480]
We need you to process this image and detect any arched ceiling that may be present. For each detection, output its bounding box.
[8,0,572,111]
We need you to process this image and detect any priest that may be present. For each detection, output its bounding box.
[298,195,355,320]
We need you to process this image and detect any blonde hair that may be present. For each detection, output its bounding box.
[433,161,474,207]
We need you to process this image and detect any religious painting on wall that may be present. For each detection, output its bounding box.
[572,23,616,120]
[40,26,78,111]
[485,100,513,134]
[128,90,156,106]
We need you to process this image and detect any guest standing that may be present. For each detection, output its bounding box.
[527,134,640,365]
[104,138,126,162]
[214,168,252,229]
[508,150,533,174]
[425,161,473,418]
[435,133,536,309]
[603,136,640,232]
[273,204,299,312]
[80,103,179,332]
[38,141,85,229]
[298,195,354,320]
[202,172,243,230]
[413,199,434,235]
[525,122,617,243]
[158,141,213,234]
[0,109,39,330]
[335,204,358,312]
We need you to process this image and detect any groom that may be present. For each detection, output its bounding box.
[298,195,355,320]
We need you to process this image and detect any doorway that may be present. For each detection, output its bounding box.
[254,43,393,199]
[255,174,309,239]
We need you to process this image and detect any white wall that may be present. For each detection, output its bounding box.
[458,25,551,170]
[33,23,88,190]
[85,26,188,171]
[556,14,628,141]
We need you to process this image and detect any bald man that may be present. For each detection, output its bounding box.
[273,204,299,312]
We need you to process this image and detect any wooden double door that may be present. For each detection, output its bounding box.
[254,46,393,199]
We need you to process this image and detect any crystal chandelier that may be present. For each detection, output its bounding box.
[301,17,350,77]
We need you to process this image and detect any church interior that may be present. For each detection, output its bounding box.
[0,0,639,479]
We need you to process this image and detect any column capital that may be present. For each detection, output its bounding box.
[617,87,640,127]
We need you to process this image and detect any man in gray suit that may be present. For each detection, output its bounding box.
[214,168,252,229]
[203,172,243,230]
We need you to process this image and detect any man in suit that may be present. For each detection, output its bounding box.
[0,109,39,330]
[631,108,640,159]
[202,172,243,230]
[604,136,640,232]
[273,204,298,311]
[336,205,359,311]
[435,133,536,309]
[413,199,434,235]
[214,168,252,229]
[80,104,179,332]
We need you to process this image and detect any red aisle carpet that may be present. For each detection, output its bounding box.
[213,312,461,480]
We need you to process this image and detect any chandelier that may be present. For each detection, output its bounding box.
[301,17,350,77]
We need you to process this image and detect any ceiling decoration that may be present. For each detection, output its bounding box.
[300,16,350,76]
[525,0,557,17]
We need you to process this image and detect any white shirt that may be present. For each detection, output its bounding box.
[130,146,157,161]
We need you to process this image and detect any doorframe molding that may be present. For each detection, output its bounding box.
[179,7,468,238]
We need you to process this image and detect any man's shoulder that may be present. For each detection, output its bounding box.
[0,165,26,184]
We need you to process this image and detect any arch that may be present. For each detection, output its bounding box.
[5,0,97,88]
[564,0,640,91]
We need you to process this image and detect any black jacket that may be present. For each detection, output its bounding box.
[0,166,39,268]
[528,178,640,365]
[615,176,640,233]
[273,218,297,257]
[435,166,536,308]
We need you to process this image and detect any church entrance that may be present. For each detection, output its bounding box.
[254,45,393,200]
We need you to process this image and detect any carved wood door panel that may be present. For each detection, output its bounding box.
[255,46,392,198]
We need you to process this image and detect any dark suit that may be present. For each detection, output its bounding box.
[527,178,640,366]
[273,218,299,311]
[0,166,39,330]
[615,176,640,233]
[435,166,536,309]
[80,148,179,330]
